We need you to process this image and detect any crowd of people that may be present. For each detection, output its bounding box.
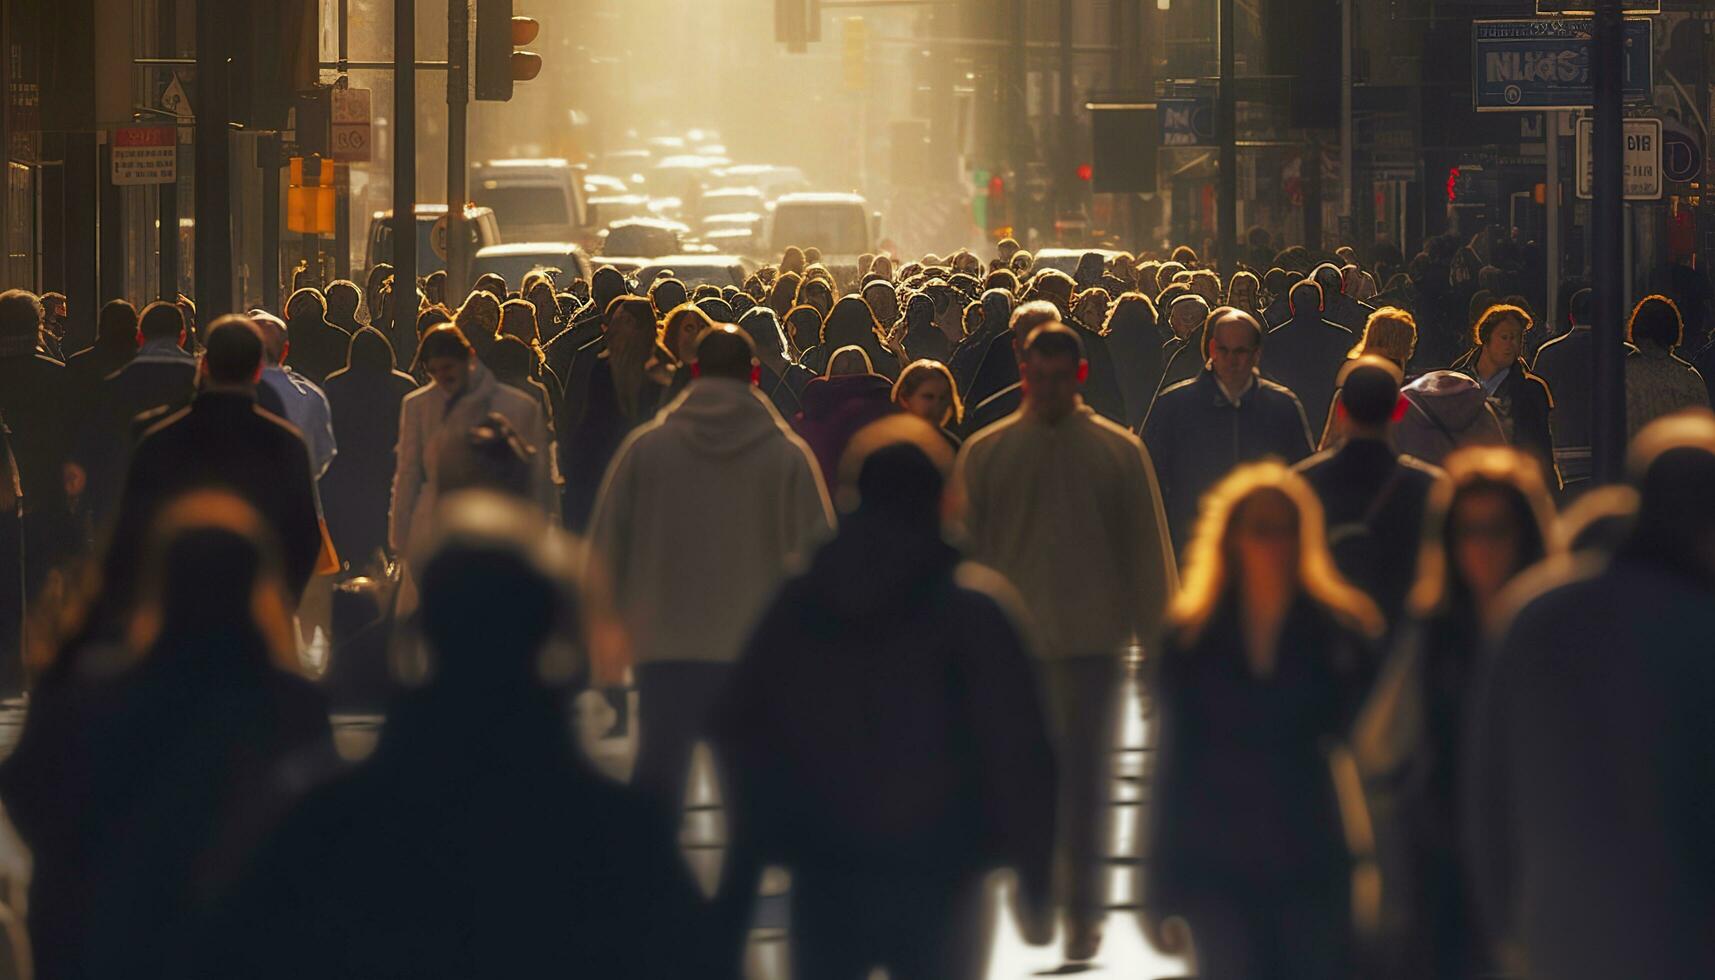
[0,227,1711,980]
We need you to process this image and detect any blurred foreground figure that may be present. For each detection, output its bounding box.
[1145,462,1380,980]
[714,439,1057,980]
[0,489,332,980]
[1467,410,1715,980]
[205,492,713,978]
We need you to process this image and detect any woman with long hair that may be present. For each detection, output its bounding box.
[807,295,904,379]
[738,306,816,418]
[561,296,673,531]
[1352,446,1556,980]
[892,359,963,449]
[453,290,503,366]
[1317,307,1420,450]
[767,271,803,319]
[1145,461,1381,980]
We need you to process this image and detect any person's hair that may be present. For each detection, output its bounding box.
[286,286,327,321]
[1350,306,1417,365]
[1336,356,1404,428]
[474,272,507,299]
[892,359,962,426]
[1009,299,1061,341]
[1170,245,1198,267]
[1103,292,1157,338]
[1626,294,1683,349]
[662,303,716,362]
[648,276,688,319]
[138,300,187,341]
[1289,278,1323,315]
[783,304,823,351]
[827,344,874,377]
[202,315,265,384]
[1023,322,1084,362]
[604,297,664,419]
[821,295,887,350]
[325,280,361,318]
[1473,303,1533,346]
[0,289,44,341]
[454,291,501,344]
[499,298,538,343]
[1408,446,1556,617]
[796,276,835,316]
[983,268,1020,295]
[1170,462,1383,643]
[736,306,790,361]
[417,323,475,364]
[97,299,139,345]
[694,324,756,380]
[417,305,453,337]
[1569,287,1592,325]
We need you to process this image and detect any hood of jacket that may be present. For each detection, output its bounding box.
[658,377,789,457]
[800,373,895,421]
[344,325,396,373]
[1404,369,1491,431]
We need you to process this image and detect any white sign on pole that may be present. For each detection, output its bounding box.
[112,127,178,185]
[1576,116,1662,201]
[330,88,373,162]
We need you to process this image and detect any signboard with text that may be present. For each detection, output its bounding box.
[330,88,372,162]
[1575,116,1662,200]
[111,127,177,185]
[1473,18,1652,111]
[1158,98,1215,147]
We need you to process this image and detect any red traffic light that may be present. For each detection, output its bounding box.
[988,175,1005,195]
[1075,163,1093,182]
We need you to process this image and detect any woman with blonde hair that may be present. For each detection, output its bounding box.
[891,359,963,447]
[1317,307,1421,449]
[1145,461,1379,980]
[453,289,502,364]
[1352,446,1556,980]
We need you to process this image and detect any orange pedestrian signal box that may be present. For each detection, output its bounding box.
[287,156,336,235]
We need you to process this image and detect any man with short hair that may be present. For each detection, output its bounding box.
[1294,356,1445,628]
[962,300,1062,436]
[588,325,834,822]
[956,322,1176,965]
[324,280,367,336]
[1531,286,1596,488]
[1143,307,1315,554]
[102,316,323,618]
[252,310,337,479]
[1264,278,1356,426]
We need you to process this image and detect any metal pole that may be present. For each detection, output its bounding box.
[446,0,468,297]
[1590,0,1625,484]
[1217,0,1236,276]
[334,0,351,280]
[260,136,280,311]
[392,0,417,334]
[1545,111,1561,334]
[1339,0,1352,247]
[194,0,233,317]
[1057,0,1073,223]
[0,2,10,289]
[158,0,179,300]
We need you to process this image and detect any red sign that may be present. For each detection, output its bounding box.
[112,127,178,185]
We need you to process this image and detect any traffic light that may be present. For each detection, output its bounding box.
[476,0,543,102]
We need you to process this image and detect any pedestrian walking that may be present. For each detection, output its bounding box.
[1622,294,1708,441]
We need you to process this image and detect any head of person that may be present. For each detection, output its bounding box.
[1072,288,1111,329]
[1205,308,1264,393]
[1410,446,1555,619]
[1340,264,1365,297]
[904,291,935,331]
[766,271,802,316]
[1171,461,1382,645]
[454,290,502,345]
[892,359,961,429]
[648,276,688,320]
[285,287,327,327]
[783,304,823,353]
[997,237,1021,262]
[1227,270,1260,310]
[1188,269,1222,305]
[1020,322,1086,423]
[1009,250,1034,276]
[589,266,628,317]
[1472,303,1531,369]
[40,292,65,327]
[486,334,540,387]
[695,296,737,326]
[344,325,397,374]
[960,301,982,338]
[692,324,758,384]
[499,298,539,344]
[984,268,1020,296]
[0,289,44,352]
[1626,294,1684,352]
[1568,286,1593,328]
[853,439,947,535]
[1332,356,1405,440]
[137,299,188,347]
[1031,269,1075,313]
[1166,292,1210,339]
[796,277,835,318]
[474,273,507,301]
[1073,251,1106,284]
[1622,410,1715,587]
[417,323,476,396]
[97,299,140,351]
[1312,262,1345,298]
[417,305,452,338]
[870,253,895,282]
[249,310,290,366]
[423,270,448,307]
[1263,267,1291,301]
[199,315,266,390]
[325,280,362,323]
[1102,292,1158,339]
[1289,277,1324,318]
[1351,307,1417,369]
[826,345,875,378]
[662,303,716,366]
[1170,245,1199,267]
[735,306,790,364]
[822,294,884,349]
[862,279,900,326]
[1007,298,1062,355]
[980,286,1015,330]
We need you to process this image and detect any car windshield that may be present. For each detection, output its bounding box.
[472,185,569,228]
[771,204,867,255]
[604,225,679,257]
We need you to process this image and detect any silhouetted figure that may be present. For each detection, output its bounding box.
[1530,287,1595,487]
[1145,462,1380,980]
[559,296,672,532]
[1264,279,1355,427]
[793,366,899,489]
[1393,370,1505,468]
[1296,357,1445,631]
[0,489,332,980]
[321,327,416,567]
[202,492,714,978]
[1351,447,1555,980]
[1103,292,1166,429]
[957,324,1176,964]
[714,441,1057,979]
[63,299,138,409]
[1312,261,1375,333]
[947,287,1013,400]
[1143,308,1315,555]
[545,265,628,382]
[589,326,833,820]
[0,290,74,611]
[1467,412,1715,980]
[283,288,350,385]
[805,295,903,379]
[1451,304,1558,488]
[1623,294,1708,441]
[736,306,815,418]
[959,300,1059,437]
[901,291,951,364]
[251,311,337,480]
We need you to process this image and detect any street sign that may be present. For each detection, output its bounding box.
[1158,98,1215,147]
[1473,18,1652,111]
[111,127,177,185]
[1662,121,1702,184]
[1575,116,1662,201]
[160,74,193,120]
[330,88,372,162]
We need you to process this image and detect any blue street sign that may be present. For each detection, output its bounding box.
[1472,18,1652,111]
[1158,98,1215,147]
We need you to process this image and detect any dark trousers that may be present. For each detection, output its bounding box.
[1040,654,1123,924]
[1181,876,1350,980]
[789,867,990,980]
[632,661,734,817]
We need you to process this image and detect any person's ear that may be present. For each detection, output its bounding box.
[691,361,702,379]
[1391,396,1410,423]
[1077,360,1089,384]
[750,363,761,386]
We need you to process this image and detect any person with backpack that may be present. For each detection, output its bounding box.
[1295,357,1446,634]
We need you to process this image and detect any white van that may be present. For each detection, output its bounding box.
[470,158,589,246]
[767,192,877,276]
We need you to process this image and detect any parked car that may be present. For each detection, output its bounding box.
[469,158,589,245]
[636,255,754,291]
[472,242,594,290]
[366,205,501,274]
[600,217,688,259]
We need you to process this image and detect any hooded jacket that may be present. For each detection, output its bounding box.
[1450,350,1558,486]
[1394,371,1505,468]
[322,328,417,563]
[792,374,899,488]
[588,378,834,667]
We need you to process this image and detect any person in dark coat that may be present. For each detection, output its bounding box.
[1026,272,1127,424]
[0,489,332,980]
[900,291,951,364]
[324,279,367,337]
[64,299,139,404]
[956,301,1060,438]
[714,440,1056,979]
[1152,291,1214,397]
[793,368,900,489]
[1264,278,1355,427]
[1142,309,1316,555]
[1351,446,1555,980]
[200,491,716,979]
[320,327,417,568]
[0,289,75,612]
[1465,412,1715,980]
[283,287,351,385]
[947,287,1013,401]
[1312,261,1375,332]
[805,295,904,380]
[1295,357,1446,633]
[1530,287,1594,487]
[1145,461,1380,980]
[1103,292,1166,429]
[101,316,323,623]
[1451,303,1559,489]
[560,297,672,532]
[737,306,816,419]
[544,265,628,383]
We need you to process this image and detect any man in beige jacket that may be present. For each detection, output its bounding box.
[954,322,1177,966]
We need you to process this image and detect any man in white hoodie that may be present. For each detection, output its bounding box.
[589,325,834,819]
